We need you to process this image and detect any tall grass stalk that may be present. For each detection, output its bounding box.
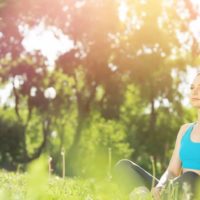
[108,147,112,180]
[150,155,156,191]
[61,147,65,178]
[48,156,52,177]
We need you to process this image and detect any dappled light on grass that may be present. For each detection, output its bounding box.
[0,155,126,200]
[0,158,199,200]
[26,155,49,200]
[1,1,200,199]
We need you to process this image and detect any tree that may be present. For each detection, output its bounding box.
[0,0,199,175]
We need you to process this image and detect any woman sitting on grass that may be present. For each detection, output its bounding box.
[113,73,200,200]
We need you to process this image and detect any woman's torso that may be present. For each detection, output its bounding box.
[181,122,200,175]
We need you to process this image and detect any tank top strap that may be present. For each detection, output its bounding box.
[181,123,195,143]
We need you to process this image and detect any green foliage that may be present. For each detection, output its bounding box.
[0,165,198,200]
[0,161,126,200]
[26,155,49,200]
[64,112,133,178]
[25,113,44,155]
[0,108,26,169]
[0,0,199,178]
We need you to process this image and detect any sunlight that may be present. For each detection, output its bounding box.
[190,17,200,43]
[1,0,200,107]
[191,0,200,9]
[21,21,74,67]
[0,83,13,105]
[119,1,128,22]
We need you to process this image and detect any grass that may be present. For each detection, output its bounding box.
[0,170,198,200]
[0,155,126,200]
[0,170,127,200]
[0,156,198,200]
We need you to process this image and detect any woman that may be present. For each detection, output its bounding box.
[113,73,200,200]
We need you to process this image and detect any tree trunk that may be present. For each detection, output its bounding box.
[149,93,156,132]
[14,117,50,163]
[66,115,85,176]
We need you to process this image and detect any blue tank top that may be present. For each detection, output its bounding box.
[179,122,200,170]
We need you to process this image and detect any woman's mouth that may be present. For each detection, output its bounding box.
[192,98,200,100]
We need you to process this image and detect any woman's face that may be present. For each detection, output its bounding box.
[190,75,200,108]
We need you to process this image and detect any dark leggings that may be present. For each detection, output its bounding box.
[112,159,200,196]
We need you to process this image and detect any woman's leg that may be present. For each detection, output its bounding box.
[112,159,159,193]
[170,171,200,199]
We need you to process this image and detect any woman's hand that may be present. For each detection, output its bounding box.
[151,186,163,200]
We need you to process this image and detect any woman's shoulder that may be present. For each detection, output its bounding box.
[179,122,194,137]
[181,122,193,128]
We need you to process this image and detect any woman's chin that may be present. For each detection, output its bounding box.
[191,102,200,109]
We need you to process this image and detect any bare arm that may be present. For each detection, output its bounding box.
[155,170,175,188]
[151,124,190,200]
[155,123,190,188]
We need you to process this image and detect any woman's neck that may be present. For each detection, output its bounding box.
[195,110,200,127]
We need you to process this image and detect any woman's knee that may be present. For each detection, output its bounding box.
[172,171,200,196]
[112,159,147,192]
[173,171,199,186]
[112,159,141,181]
[114,159,139,170]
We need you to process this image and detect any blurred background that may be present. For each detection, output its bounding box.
[0,0,199,178]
